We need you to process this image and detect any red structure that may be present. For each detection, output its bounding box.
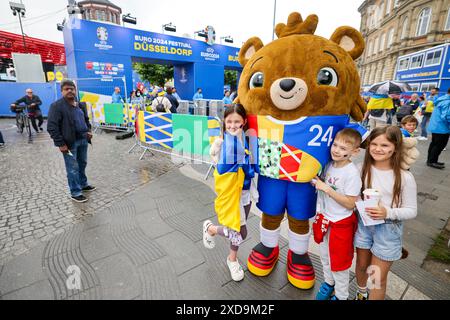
[0,30,66,65]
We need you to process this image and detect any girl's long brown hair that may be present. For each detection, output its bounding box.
[361,126,404,208]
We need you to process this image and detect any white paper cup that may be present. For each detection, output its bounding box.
[363,189,381,207]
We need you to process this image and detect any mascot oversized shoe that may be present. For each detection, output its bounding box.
[287,249,315,289]
[247,243,279,276]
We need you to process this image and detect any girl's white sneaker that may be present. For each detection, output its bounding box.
[227,257,244,281]
[202,220,215,249]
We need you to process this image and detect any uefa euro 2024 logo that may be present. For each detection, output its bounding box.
[97,27,108,42]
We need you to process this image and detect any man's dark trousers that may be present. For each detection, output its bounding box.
[427,133,450,164]
[63,138,89,197]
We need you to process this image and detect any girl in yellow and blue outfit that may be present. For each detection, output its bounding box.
[202,104,257,282]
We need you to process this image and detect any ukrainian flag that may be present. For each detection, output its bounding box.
[214,132,248,232]
[367,94,394,110]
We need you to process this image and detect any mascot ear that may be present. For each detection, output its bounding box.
[330,26,365,60]
[238,37,264,67]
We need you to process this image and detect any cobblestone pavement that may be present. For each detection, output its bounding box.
[0,118,179,264]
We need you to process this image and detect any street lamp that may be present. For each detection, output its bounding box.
[9,2,26,52]
[57,18,66,31]
[220,36,233,44]
[122,13,137,26]
[272,0,277,40]
[162,22,176,33]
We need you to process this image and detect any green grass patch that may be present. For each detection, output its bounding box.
[428,230,450,264]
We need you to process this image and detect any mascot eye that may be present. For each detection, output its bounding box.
[249,72,264,89]
[317,67,338,87]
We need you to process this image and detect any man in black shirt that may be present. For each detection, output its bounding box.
[10,88,44,132]
[47,80,95,203]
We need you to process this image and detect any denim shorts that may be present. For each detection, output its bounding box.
[354,218,403,261]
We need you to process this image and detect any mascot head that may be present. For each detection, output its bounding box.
[237,12,366,121]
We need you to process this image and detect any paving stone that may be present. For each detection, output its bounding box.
[386,271,408,300]
[1,280,54,300]
[135,210,174,240]
[79,224,120,264]
[0,243,47,295]
[155,231,204,276]
[91,253,141,300]
[402,285,431,300]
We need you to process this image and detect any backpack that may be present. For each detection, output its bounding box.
[369,109,385,117]
[155,98,166,112]
[397,104,413,117]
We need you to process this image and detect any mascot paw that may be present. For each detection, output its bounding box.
[287,250,315,289]
[247,243,279,276]
[401,137,420,170]
[209,137,223,164]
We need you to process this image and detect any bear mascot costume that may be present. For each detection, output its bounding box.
[235,12,368,290]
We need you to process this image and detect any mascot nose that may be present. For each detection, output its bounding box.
[280,79,296,92]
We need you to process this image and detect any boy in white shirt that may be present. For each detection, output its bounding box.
[312,128,362,300]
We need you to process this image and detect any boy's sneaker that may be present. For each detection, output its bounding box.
[202,220,215,249]
[71,195,88,203]
[316,282,335,300]
[82,185,96,192]
[227,257,244,281]
[355,291,368,300]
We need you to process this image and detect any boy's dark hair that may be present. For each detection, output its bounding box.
[401,115,418,126]
[334,128,362,148]
[447,87,450,94]
[432,87,439,91]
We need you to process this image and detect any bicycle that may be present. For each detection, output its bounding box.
[11,103,32,142]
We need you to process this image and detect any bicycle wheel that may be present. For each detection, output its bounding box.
[25,116,32,140]
[16,115,24,133]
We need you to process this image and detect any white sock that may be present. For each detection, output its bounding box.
[260,223,280,248]
[288,229,311,255]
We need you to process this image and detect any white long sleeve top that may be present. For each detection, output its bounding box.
[362,166,418,221]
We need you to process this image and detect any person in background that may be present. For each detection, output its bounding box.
[400,115,418,138]
[172,87,181,101]
[418,88,440,140]
[165,86,179,113]
[222,90,233,108]
[426,87,450,169]
[0,130,4,147]
[10,88,44,133]
[193,88,203,101]
[151,88,172,113]
[396,93,420,125]
[112,87,124,103]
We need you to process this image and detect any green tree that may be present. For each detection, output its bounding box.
[224,69,238,89]
[133,63,173,87]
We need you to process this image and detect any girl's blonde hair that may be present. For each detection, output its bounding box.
[361,126,404,207]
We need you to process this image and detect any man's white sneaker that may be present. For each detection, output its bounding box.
[202,220,215,249]
[227,257,244,281]
[417,136,428,141]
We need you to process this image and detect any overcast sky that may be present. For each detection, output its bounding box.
[1,0,363,46]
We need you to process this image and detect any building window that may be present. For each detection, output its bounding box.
[385,0,391,15]
[416,7,431,37]
[95,9,101,20]
[401,17,409,39]
[387,28,395,47]
[424,49,443,66]
[445,9,450,30]
[394,0,400,8]
[398,57,410,71]
[410,54,424,69]
[409,83,420,92]
[421,82,438,92]
[379,33,385,52]
[374,36,379,53]
[112,13,116,23]
[367,40,373,56]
